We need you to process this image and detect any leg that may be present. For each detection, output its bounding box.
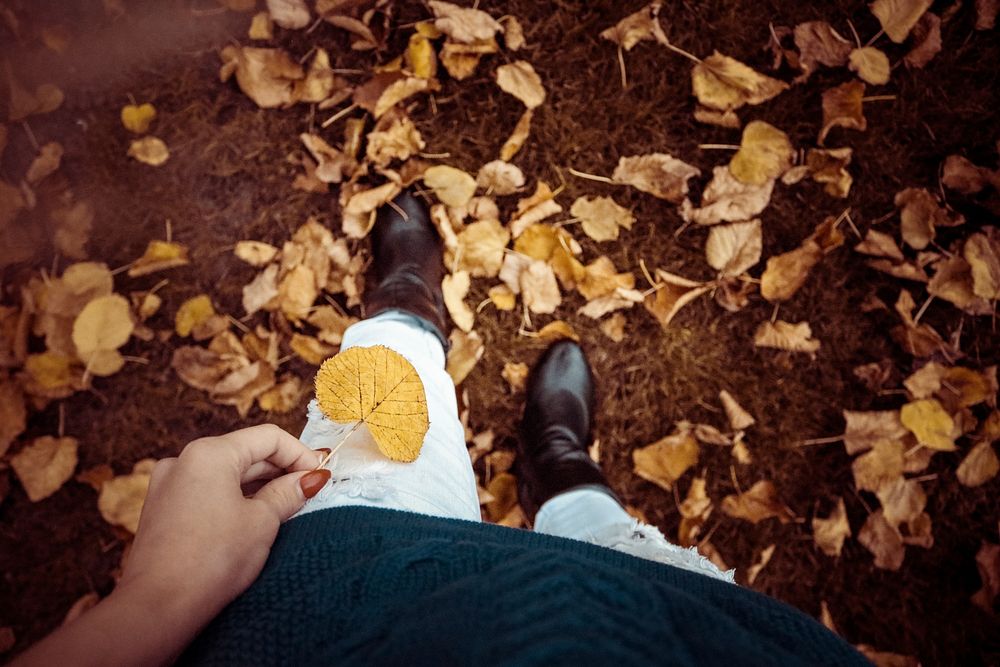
[519,341,734,583]
[296,192,479,522]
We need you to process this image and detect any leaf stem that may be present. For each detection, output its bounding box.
[315,420,363,470]
[568,167,615,184]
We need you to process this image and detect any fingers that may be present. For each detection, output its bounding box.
[182,424,323,477]
[241,460,282,484]
[253,469,331,523]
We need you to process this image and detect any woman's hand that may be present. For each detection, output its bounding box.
[16,424,331,667]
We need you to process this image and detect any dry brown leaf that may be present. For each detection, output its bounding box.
[500,108,533,162]
[341,183,400,239]
[761,216,844,302]
[693,106,741,128]
[447,329,484,385]
[501,361,528,393]
[855,645,921,667]
[0,380,27,457]
[692,51,789,112]
[719,389,755,430]
[127,136,169,166]
[509,181,562,236]
[569,196,635,243]
[98,458,155,533]
[805,147,854,198]
[730,121,793,185]
[904,12,942,68]
[277,264,318,323]
[877,477,926,528]
[442,270,475,332]
[242,264,280,316]
[51,200,94,260]
[855,229,904,261]
[375,76,436,119]
[746,544,776,585]
[849,47,891,85]
[299,133,348,183]
[219,46,304,108]
[964,230,1000,300]
[643,270,710,328]
[852,437,905,492]
[424,165,477,208]
[927,255,992,315]
[895,187,961,250]
[128,240,190,277]
[870,0,932,42]
[495,61,546,109]
[439,38,497,80]
[257,375,302,414]
[10,436,78,502]
[859,509,905,570]
[612,153,700,203]
[813,496,851,557]
[234,240,280,267]
[501,15,525,50]
[5,66,64,122]
[290,333,336,365]
[976,0,1000,29]
[678,475,713,547]
[25,142,63,184]
[476,160,525,195]
[249,11,273,39]
[632,429,699,491]
[706,219,762,278]
[266,0,310,29]
[600,312,627,342]
[680,166,774,226]
[721,480,794,524]
[753,320,821,355]
[367,113,425,168]
[900,398,956,451]
[452,219,510,278]
[520,260,561,314]
[429,0,502,43]
[793,21,852,79]
[600,2,668,51]
[819,80,866,145]
[942,155,991,194]
[971,538,1000,613]
[577,256,634,301]
[536,320,580,343]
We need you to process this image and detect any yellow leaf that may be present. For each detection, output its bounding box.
[423,164,477,207]
[257,375,303,414]
[500,108,532,162]
[405,33,437,78]
[537,320,580,342]
[900,399,956,451]
[10,436,78,502]
[501,361,528,393]
[23,352,80,394]
[127,240,190,277]
[72,294,134,361]
[175,294,215,337]
[451,219,510,277]
[632,430,699,491]
[719,389,755,430]
[127,136,170,166]
[729,120,793,185]
[248,11,273,39]
[485,471,518,522]
[964,230,1000,300]
[234,240,279,267]
[812,496,851,557]
[315,345,428,462]
[495,60,546,109]
[692,51,789,112]
[600,312,627,343]
[870,0,932,42]
[488,284,516,310]
[98,458,156,533]
[848,47,891,85]
[120,103,157,134]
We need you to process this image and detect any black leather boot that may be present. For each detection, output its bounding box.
[516,340,619,522]
[364,191,450,350]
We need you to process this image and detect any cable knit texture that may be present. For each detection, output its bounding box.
[183,507,866,666]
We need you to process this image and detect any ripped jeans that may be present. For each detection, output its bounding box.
[296,310,734,584]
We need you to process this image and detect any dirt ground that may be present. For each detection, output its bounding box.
[1,0,999,663]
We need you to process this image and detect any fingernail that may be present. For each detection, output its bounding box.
[317,448,332,454]
[300,469,331,499]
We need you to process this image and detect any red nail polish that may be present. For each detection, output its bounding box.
[317,447,332,454]
[300,469,331,499]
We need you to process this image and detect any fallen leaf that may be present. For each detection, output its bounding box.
[805,147,854,198]
[495,61,546,109]
[793,21,852,79]
[813,497,851,557]
[632,429,700,491]
[248,11,273,39]
[859,509,905,570]
[678,475,713,546]
[500,108,533,161]
[0,380,27,457]
[5,65,64,122]
[927,256,992,315]
[849,47,891,85]
[290,333,336,365]
[341,183,400,238]
[443,270,475,332]
[127,240,189,277]
[509,180,563,236]
[76,464,114,492]
[900,399,956,451]
[25,142,63,184]
[485,471,519,522]
[406,33,438,79]
[447,329,484,384]
[719,389,755,430]
[819,80,866,145]
[870,0,932,42]
[643,270,711,328]
[957,441,999,487]
[754,320,821,355]
[488,284,516,310]
[761,216,843,302]
[72,294,134,366]
[612,153,700,203]
[730,120,793,185]
[537,320,580,342]
[375,76,436,119]
[120,103,156,134]
[52,200,94,260]
[520,260,561,314]
[220,45,304,108]
[315,345,427,462]
[877,477,926,527]
[175,294,216,338]
[706,219,762,277]
[747,544,776,585]
[600,312,627,342]
[971,539,1000,612]
[681,166,774,226]
[278,264,318,323]
[942,155,991,194]
[266,0,309,29]
[438,38,497,80]
[853,437,905,492]
[452,219,510,277]
[501,361,528,393]
[692,51,789,112]
[242,264,279,316]
[896,187,960,250]
[600,1,668,50]
[234,240,279,267]
[570,195,635,243]
[855,645,920,666]
[964,230,1000,300]
[976,0,1000,29]
[721,480,794,524]
[10,436,78,502]
[127,136,169,166]
[424,165,477,207]
[98,458,155,533]
[429,0,502,43]
[501,15,525,50]
[855,229,904,261]
[476,160,525,195]
[904,12,942,68]
[577,256,634,301]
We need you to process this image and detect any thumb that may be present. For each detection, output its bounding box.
[253,469,331,522]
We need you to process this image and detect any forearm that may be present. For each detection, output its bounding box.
[14,580,220,667]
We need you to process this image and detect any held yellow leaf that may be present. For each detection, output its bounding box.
[315,345,429,462]
[120,103,157,134]
[900,398,956,451]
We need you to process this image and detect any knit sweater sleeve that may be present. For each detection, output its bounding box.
[182,507,867,667]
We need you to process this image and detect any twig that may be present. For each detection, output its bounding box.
[843,212,862,239]
[673,219,693,238]
[568,167,615,184]
[227,314,251,334]
[617,45,627,90]
[418,151,451,159]
[861,95,896,103]
[639,258,658,289]
[798,435,843,446]
[729,465,743,495]
[913,294,934,325]
[21,120,40,152]
[321,103,359,128]
[121,355,150,364]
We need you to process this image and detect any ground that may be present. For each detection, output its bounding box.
[1,0,999,663]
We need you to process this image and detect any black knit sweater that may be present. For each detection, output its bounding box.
[183,506,866,666]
